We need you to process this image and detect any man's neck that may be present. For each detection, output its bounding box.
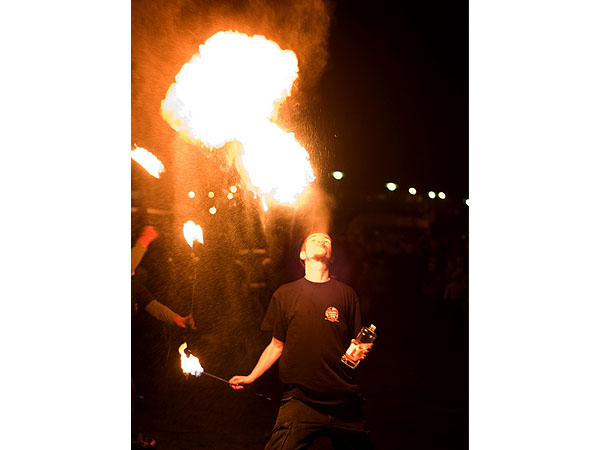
[304,261,330,283]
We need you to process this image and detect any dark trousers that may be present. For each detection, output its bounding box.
[265,397,374,450]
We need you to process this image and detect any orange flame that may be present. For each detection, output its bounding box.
[183,220,204,248]
[178,342,203,377]
[161,31,315,206]
[131,145,165,178]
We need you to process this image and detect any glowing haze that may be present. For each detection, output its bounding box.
[161,31,315,205]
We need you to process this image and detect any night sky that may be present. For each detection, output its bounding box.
[316,2,468,196]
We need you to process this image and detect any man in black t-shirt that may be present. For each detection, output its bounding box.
[229,232,374,449]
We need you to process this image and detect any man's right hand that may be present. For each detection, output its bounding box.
[228,375,254,390]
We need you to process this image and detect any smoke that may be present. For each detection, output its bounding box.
[295,185,334,238]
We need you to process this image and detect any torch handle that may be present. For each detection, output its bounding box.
[202,371,272,401]
[202,371,231,384]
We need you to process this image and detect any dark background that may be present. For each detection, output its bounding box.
[132,0,468,448]
[4,1,599,449]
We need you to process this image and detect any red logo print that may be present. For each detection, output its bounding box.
[324,307,339,322]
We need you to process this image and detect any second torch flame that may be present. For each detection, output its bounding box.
[131,145,165,179]
[183,220,204,248]
[179,342,204,377]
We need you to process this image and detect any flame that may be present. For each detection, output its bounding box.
[260,195,269,212]
[161,31,315,206]
[178,342,204,377]
[183,220,204,248]
[131,145,165,178]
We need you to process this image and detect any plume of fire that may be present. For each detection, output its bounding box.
[178,342,204,377]
[183,220,204,248]
[161,31,315,207]
[131,145,165,178]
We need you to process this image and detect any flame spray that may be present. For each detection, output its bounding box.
[161,31,316,208]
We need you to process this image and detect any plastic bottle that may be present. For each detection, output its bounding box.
[341,324,377,369]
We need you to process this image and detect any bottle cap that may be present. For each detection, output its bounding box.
[368,324,376,331]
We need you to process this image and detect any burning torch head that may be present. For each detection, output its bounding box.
[178,342,204,377]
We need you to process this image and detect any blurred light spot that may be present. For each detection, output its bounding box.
[227,193,234,200]
[229,185,238,193]
[208,191,215,198]
[438,192,446,199]
[386,183,397,192]
[209,206,217,214]
[428,191,436,199]
[408,187,417,195]
[465,198,470,206]
[332,171,344,180]
[188,191,196,199]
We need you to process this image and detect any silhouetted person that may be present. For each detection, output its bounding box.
[131,226,196,449]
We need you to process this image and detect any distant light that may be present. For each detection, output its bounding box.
[386,183,398,192]
[465,198,470,206]
[209,206,217,214]
[408,187,417,195]
[227,193,234,200]
[438,192,446,199]
[428,191,436,199]
[229,185,238,193]
[188,191,196,199]
[208,191,215,199]
[332,171,344,180]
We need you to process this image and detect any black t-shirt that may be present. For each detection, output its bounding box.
[261,277,362,404]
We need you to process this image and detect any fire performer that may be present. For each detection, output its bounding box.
[131,225,196,328]
[131,225,196,449]
[229,232,375,449]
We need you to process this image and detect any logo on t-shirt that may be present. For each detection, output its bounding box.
[324,306,339,322]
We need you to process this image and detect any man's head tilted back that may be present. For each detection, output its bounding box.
[299,232,333,267]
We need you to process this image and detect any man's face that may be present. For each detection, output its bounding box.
[301,233,332,264]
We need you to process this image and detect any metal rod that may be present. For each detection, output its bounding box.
[191,265,197,316]
[202,371,231,384]
[199,371,272,401]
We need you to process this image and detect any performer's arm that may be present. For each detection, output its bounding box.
[144,300,196,329]
[131,225,158,274]
[228,336,283,389]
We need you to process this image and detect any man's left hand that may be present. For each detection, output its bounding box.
[351,339,374,360]
[174,313,196,329]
